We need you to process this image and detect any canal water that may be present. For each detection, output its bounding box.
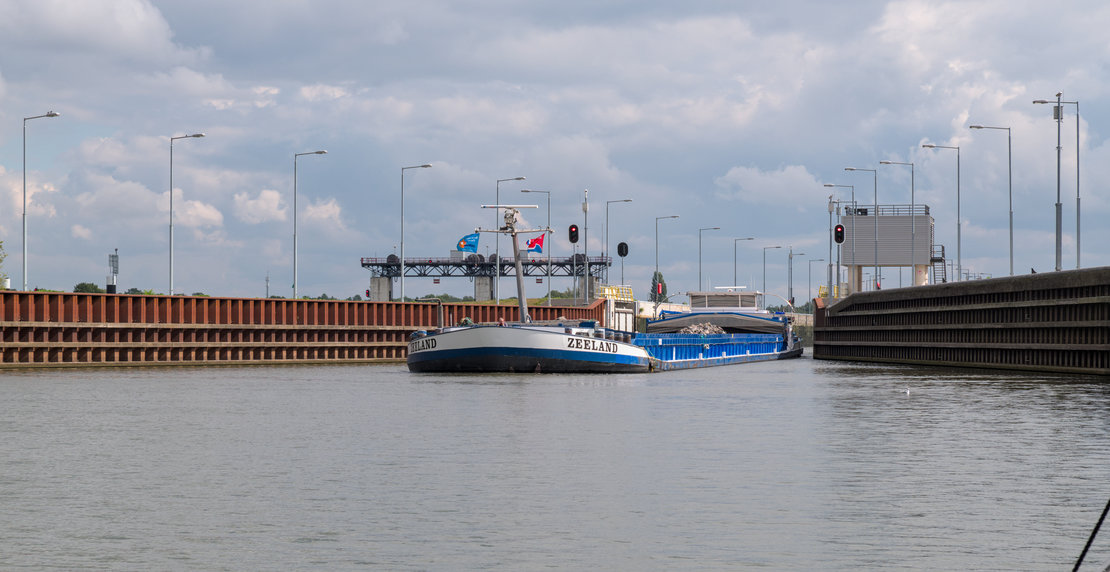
[2,358,1108,570]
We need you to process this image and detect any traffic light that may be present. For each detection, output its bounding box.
[657,282,663,294]
[568,224,579,244]
[617,242,629,257]
[834,224,845,244]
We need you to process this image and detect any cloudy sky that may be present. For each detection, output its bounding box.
[1,0,1107,301]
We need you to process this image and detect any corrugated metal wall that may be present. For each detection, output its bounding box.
[0,292,605,368]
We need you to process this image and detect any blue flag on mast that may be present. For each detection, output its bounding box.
[457,232,479,253]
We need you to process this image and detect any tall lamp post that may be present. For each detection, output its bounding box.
[1033,93,1064,271]
[399,163,432,302]
[605,198,633,279]
[1035,96,1080,268]
[698,227,720,291]
[844,167,879,289]
[169,132,205,296]
[22,110,60,291]
[762,245,781,309]
[808,258,825,304]
[522,189,552,305]
[787,247,805,305]
[880,160,915,283]
[968,125,1012,275]
[495,177,526,304]
[921,144,960,281]
[293,150,327,299]
[655,215,679,297]
[733,237,754,288]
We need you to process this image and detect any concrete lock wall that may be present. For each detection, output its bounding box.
[0,291,607,369]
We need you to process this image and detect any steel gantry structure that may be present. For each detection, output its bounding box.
[361,255,610,281]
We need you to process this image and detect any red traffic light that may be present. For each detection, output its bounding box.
[568,224,579,244]
[834,224,845,244]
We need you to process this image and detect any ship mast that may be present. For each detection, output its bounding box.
[504,207,531,323]
[479,204,544,324]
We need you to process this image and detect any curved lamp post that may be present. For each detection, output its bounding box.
[169,133,205,296]
[880,160,915,283]
[733,237,754,289]
[845,167,879,289]
[399,163,432,302]
[808,258,825,303]
[762,245,781,309]
[293,150,327,299]
[921,144,960,281]
[698,226,719,291]
[968,125,1012,275]
[22,110,60,291]
[655,215,679,297]
[522,189,552,305]
[606,198,633,282]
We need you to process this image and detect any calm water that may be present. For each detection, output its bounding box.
[2,358,1109,571]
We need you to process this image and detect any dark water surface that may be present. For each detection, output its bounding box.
[2,358,1108,570]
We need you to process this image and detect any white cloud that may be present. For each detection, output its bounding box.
[303,198,347,233]
[0,0,206,65]
[233,189,286,224]
[300,84,351,102]
[71,224,92,240]
[714,165,822,210]
[173,195,223,228]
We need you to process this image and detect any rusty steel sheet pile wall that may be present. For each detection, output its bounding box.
[813,266,1110,375]
[0,292,605,368]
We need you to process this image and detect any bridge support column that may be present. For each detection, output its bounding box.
[474,276,494,302]
[368,277,393,302]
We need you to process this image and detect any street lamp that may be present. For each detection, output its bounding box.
[655,215,679,297]
[762,245,781,309]
[1032,93,1064,271]
[22,110,60,291]
[293,150,327,299]
[968,125,1013,275]
[845,167,879,289]
[399,163,432,302]
[605,198,633,270]
[1035,96,1080,268]
[787,247,805,305]
[495,177,526,304]
[522,189,552,305]
[733,237,754,288]
[808,258,825,304]
[824,183,854,296]
[921,144,960,281]
[880,160,916,283]
[169,132,205,296]
[698,226,720,291]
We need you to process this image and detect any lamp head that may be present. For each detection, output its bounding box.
[46,111,60,118]
[921,144,936,148]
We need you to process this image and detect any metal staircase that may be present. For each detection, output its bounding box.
[931,245,947,283]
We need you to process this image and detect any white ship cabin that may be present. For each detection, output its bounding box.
[687,289,760,312]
